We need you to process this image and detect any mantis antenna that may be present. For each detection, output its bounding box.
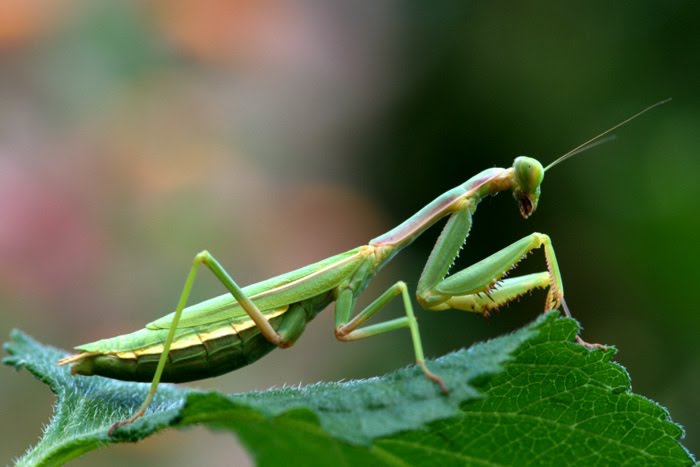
[544,98,672,172]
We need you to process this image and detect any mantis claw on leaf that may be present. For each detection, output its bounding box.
[57,99,669,434]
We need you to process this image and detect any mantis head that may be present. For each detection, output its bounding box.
[511,99,671,220]
[512,156,544,218]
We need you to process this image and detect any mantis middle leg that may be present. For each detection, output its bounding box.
[334,279,447,392]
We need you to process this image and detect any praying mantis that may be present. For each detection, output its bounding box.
[58,100,669,435]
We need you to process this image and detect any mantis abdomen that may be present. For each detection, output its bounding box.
[68,308,296,383]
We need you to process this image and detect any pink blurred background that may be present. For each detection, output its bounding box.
[1,2,408,464]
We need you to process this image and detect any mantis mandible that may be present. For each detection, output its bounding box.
[58,100,669,435]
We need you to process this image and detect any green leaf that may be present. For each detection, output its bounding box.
[3,312,695,466]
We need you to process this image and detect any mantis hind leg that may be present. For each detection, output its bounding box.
[334,281,447,393]
[109,250,284,435]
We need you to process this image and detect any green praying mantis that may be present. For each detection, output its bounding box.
[58,100,669,435]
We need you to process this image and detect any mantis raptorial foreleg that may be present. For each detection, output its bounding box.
[334,280,447,392]
[417,203,564,315]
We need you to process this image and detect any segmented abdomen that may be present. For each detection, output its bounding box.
[71,314,286,383]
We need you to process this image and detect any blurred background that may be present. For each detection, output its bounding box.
[1,1,697,464]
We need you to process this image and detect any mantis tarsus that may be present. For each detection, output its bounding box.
[58,99,669,435]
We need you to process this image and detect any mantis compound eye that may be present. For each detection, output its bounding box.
[512,156,544,218]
